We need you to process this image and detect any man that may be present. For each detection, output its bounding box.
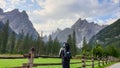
[59,42,71,68]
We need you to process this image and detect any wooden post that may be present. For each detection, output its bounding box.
[105,57,107,64]
[28,47,35,68]
[98,57,100,67]
[110,56,112,63]
[82,55,86,68]
[108,56,110,64]
[92,56,94,68]
[109,56,111,64]
[102,57,104,66]
[23,47,35,68]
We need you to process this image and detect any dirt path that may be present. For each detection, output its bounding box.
[107,62,120,68]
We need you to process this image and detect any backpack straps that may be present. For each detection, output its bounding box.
[59,47,65,58]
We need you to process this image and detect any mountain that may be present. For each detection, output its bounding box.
[50,18,106,48]
[0,21,15,34]
[89,19,120,47]
[0,8,38,38]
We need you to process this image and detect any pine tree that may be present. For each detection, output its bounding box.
[67,34,74,55]
[53,37,60,56]
[15,30,24,54]
[35,36,44,56]
[22,33,30,53]
[47,35,53,55]
[82,37,88,52]
[7,31,16,53]
[92,44,103,57]
[1,20,9,53]
[0,21,3,49]
[72,30,77,56]
[0,29,2,52]
[67,31,77,57]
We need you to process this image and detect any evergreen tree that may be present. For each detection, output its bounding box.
[82,37,88,53]
[53,37,60,56]
[47,35,53,55]
[0,21,3,49]
[35,36,44,56]
[72,30,77,56]
[105,45,119,57]
[1,20,9,53]
[67,34,73,55]
[92,44,103,57]
[7,31,16,53]
[15,30,24,54]
[22,33,31,53]
[0,29,2,52]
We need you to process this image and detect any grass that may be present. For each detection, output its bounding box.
[0,58,82,68]
[0,59,28,67]
[0,57,116,68]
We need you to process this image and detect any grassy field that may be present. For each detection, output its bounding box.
[0,57,113,68]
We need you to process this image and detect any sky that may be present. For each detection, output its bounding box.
[0,0,120,36]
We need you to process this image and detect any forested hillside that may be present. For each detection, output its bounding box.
[87,19,120,57]
[89,19,120,47]
[0,20,61,56]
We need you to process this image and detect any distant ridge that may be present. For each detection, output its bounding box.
[50,18,106,48]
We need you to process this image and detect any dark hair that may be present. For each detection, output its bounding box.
[65,43,70,52]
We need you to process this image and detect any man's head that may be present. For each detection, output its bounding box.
[63,42,70,51]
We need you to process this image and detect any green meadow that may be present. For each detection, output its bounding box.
[0,58,101,68]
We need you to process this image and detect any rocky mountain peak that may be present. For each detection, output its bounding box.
[11,9,19,13]
[56,28,61,32]
[22,10,28,16]
[72,18,89,29]
[49,18,106,48]
[0,8,39,39]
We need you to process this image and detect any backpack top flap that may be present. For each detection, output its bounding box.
[64,50,71,60]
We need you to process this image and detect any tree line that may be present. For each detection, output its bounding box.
[0,20,41,54]
[1,20,119,58]
[0,20,78,57]
[81,37,120,58]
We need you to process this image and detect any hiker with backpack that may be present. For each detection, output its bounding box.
[59,42,71,68]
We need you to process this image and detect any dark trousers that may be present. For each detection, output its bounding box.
[62,60,70,68]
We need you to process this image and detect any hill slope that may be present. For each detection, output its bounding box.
[89,19,120,47]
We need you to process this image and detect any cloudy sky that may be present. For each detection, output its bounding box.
[0,0,120,36]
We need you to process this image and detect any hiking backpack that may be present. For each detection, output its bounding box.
[64,50,71,60]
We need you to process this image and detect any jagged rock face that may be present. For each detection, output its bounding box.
[51,28,73,43]
[51,18,106,48]
[0,8,38,39]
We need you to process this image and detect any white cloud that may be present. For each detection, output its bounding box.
[1,0,119,36]
[4,5,15,12]
[27,0,119,35]
[32,18,77,36]
[0,0,7,8]
[31,0,35,3]
[11,0,26,4]
[112,0,120,3]
[105,18,118,25]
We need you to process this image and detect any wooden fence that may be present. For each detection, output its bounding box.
[20,50,117,68]
[81,55,112,68]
